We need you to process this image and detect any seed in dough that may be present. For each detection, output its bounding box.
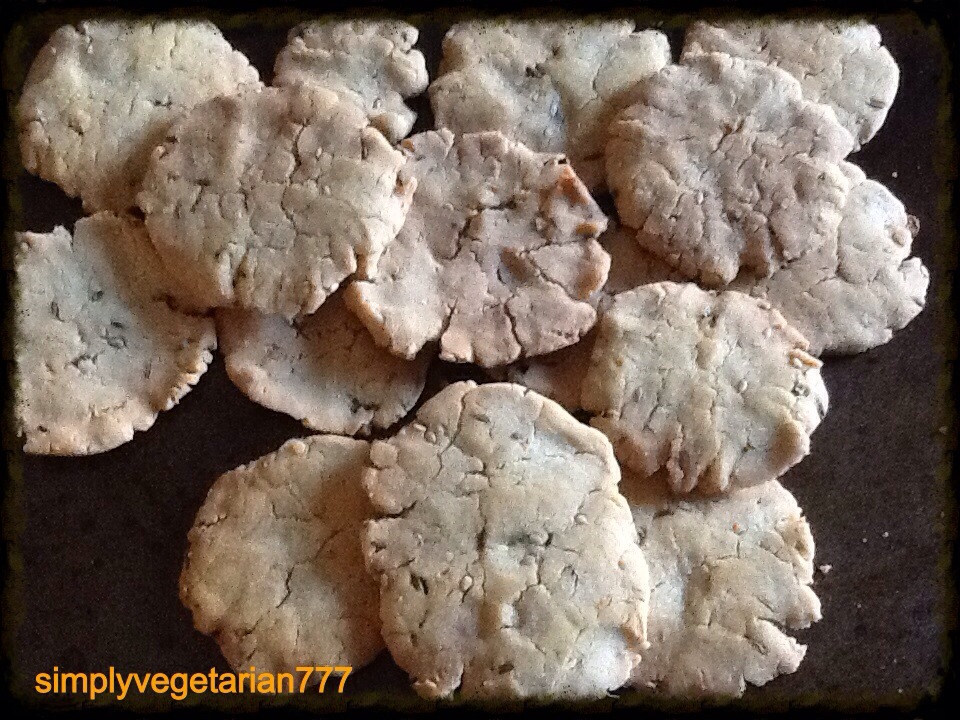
[504,223,684,410]
[273,19,428,143]
[607,52,855,286]
[14,213,216,455]
[363,381,649,701]
[682,19,899,149]
[346,129,610,367]
[217,293,430,436]
[17,20,260,213]
[731,162,928,355]
[430,19,670,189]
[138,84,415,318]
[624,475,821,697]
[180,435,383,675]
[582,282,828,495]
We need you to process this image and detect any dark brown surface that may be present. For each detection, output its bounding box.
[4,9,956,712]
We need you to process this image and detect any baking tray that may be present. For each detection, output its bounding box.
[3,6,956,713]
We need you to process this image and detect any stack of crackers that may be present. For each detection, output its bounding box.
[13,15,927,703]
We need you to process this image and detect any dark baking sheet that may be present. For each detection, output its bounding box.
[3,7,956,712]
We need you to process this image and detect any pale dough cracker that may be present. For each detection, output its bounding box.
[346,129,609,367]
[274,19,428,143]
[596,222,689,308]
[504,223,683,410]
[14,213,216,455]
[582,282,828,495]
[218,293,430,436]
[732,162,928,355]
[500,341,593,413]
[180,435,383,674]
[363,381,649,700]
[624,476,821,697]
[18,19,260,212]
[683,19,899,148]
[607,52,855,286]
[430,19,670,188]
[138,84,414,318]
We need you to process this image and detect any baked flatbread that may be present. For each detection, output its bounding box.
[347,129,609,367]
[583,282,828,494]
[274,19,428,142]
[218,293,429,435]
[431,19,670,188]
[14,213,216,455]
[180,435,383,674]
[138,84,414,318]
[18,20,260,212]
[363,381,649,700]
[504,223,683,410]
[625,476,821,697]
[607,53,855,286]
[683,19,898,148]
[732,162,928,355]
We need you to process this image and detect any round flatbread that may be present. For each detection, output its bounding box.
[138,84,414,318]
[218,293,430,436]
[363,381,649,701]
[732,162,928,355]
[582,282,828,495]
[504,223,684,410]
[624,476,821,697]
[607,52,855,286]
[17,19,260,212]
[273,19,428,143]
[180,435,383,674]
[346,129,610,367]
[683,19,899,149]
[14,213,216,455]
[430,19,670,189]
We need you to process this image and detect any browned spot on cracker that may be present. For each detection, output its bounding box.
[577,221,605,236]
[557,165,591,206]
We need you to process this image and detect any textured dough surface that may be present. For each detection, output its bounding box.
[732,162,928,355]
[138,84,414,318]
[683,19,899,148]
[14,213,216,455]
[363,381,649,701]
[505,223,683,410]
[430,20,670,189]
[582,282,828,494]
[18,19,260,212]
[218,293,430,435]
[180,435,383,674]
[274,19,428,142]
[346,129,609,367]
[607,52,855,286]
[625,476,821,697]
